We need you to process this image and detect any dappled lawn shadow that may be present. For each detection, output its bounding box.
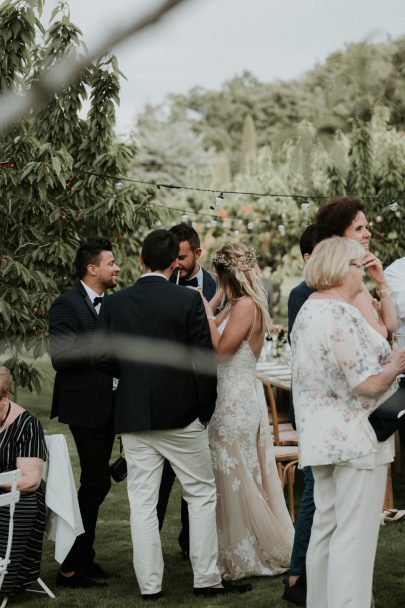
[11,355,405,607]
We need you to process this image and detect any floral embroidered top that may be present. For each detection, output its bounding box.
[291,299,396,468]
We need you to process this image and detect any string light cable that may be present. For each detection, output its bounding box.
[1,165,403,237]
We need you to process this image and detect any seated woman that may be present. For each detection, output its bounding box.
[291,237,405,608]
[0,366,47,597]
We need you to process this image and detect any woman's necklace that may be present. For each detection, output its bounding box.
[0,400,11,430]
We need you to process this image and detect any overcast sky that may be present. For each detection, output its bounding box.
[44,0,405,136]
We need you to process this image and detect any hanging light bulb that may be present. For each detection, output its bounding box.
[278,224,286,236]
[389,200,399,212]
[247,221,254,230]
[301,199,310,211]
[181,213,189,223]
[376,215,383,223]
[216,192,224,206]
[233,229,240,235]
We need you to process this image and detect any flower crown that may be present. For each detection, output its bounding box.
[211,247,257,271]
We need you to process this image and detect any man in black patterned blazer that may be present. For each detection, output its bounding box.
[49,238,120,588]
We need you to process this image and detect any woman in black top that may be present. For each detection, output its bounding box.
[0,366,47,597]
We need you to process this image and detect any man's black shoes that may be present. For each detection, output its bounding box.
[141,592,162,601]
[194,579,252,597]
[56,570,106,588]
[282,576,306,606]
[82,562,109,580]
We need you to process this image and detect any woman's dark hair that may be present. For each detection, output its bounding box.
[142,229,179,271]
[169,223,200,251]
[74,238,113,279]
[314,197,365,244]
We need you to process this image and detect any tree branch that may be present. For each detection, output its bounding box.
[0,0,192,132]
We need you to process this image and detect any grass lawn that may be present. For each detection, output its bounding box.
[5,355,405,607]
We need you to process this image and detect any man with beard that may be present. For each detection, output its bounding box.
[157,223,216,556]
[170,222,216,297]
[50,238,120,587]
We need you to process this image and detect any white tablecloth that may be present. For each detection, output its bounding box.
[42,435,84,564]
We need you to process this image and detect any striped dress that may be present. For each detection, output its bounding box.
[0,410,47,597]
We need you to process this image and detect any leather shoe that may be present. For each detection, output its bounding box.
[194,579,252,597]
[82,562,109,580]
[56,570,107,588]
[282,576,306,606]
[141,592,162,601]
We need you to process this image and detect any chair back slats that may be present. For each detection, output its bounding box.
[0,469,21,592]
[259,377,281,445]
[258,378,301,521]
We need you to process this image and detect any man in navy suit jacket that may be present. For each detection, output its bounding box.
[50,238,120,588]
[158,223,217,553]
[283,225,315,606]
[94,229,225,598]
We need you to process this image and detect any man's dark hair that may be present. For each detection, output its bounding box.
[169,223,200,251]
[142,229,179,271]
[314,196,365,244]
[300,224,315,258]
[75,238,113,279]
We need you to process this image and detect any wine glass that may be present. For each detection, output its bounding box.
[393,331,405,350]
[392,331,405,378]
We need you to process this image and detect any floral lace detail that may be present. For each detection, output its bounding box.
[208,331,294,579]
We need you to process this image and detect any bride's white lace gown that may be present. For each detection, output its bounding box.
[208,321,294,580]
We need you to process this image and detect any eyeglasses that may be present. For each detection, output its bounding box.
[350,262,365,272]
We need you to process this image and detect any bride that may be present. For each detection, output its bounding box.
[200,243,293,580]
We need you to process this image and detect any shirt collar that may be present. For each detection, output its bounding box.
[80,280,103,303]
[188,265,203,287]
[140,272,168,280]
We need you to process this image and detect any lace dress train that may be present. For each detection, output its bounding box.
[208,340,294,580]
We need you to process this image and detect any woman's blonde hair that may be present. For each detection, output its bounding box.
[0,366,12,398]
[211,243,272,332]
[304,236,364,290]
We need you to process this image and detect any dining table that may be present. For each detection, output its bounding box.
[256,359,291,392]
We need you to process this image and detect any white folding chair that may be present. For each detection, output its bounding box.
[0,470,21,608]
[0,468,55,608]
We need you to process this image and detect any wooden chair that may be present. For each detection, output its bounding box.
[259,377,300,521]
[259,375,297,446]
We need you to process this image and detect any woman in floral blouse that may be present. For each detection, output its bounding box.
[291,237,405,608]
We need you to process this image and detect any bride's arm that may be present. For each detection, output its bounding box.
[201,296,254,356]
[200,292,222,350]
[209,288,224,311]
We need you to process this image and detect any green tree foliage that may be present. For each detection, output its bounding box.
[130,36,405,284]
[240,114,257,175]
[0,0,158,392]
[347,121,375,198]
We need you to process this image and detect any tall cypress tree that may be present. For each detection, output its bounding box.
[346,121,375,198]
